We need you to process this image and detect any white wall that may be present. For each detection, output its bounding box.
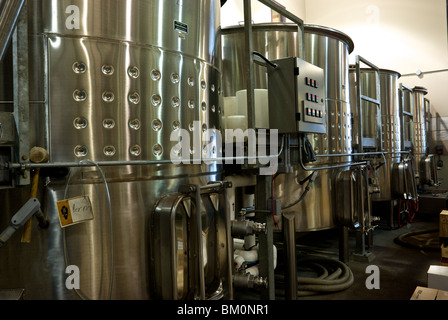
[221,0,306,27]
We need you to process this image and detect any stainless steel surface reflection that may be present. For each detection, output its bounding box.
[376,70,402,200]
[222,23,302,97]
[412,86,429,178]
[0,0,225,300]
[350,69,402,201]
[222,23,354,232]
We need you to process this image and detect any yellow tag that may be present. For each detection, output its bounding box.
[57,196,94,228]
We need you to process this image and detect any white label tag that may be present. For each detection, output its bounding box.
[57,196,94,228]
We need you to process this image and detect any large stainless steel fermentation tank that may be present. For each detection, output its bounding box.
[349,66,418,229]
[0,0,232,300]
[222,23,355,232]
[0,0,439,301]
[412,86,438,187]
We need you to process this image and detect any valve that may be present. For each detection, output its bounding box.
[233,272,268,289]
[231,219,266,238]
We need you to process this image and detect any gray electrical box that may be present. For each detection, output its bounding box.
[267,57,326,134]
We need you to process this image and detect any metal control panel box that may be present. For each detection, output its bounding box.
[267,57,326,134]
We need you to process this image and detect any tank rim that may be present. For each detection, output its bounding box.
[221,22,355,54]
[304,24,355,54]
[349,65,402,78]
[413,86,428,95]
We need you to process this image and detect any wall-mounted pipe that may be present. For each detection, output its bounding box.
[298,135,368,171]
[0,0,25,63]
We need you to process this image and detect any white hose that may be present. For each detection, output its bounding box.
[233,240,278,274]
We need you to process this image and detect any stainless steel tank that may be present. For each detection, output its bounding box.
[399,85,415,152]
[222,23,302,97]
[221,23,354,231]
[412,86,438,186]
[0,0,227,300]
[413,86,429,171]
[299,24,355,231]
[350,69,402,201]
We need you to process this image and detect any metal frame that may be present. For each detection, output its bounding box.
[11,0,29,186]
[424,98,431,154]
[179,181,233,300]
[399,84,415,152]
[242,0,305,300]
[354,55,382,151]
[243,0,305,130]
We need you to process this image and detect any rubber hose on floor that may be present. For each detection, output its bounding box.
[394,229,440,252]
[297,255,354,297]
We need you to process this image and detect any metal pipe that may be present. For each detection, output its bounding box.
[6,136,286,170]
[401,68,448,77]
[257,0,305,57]
[12,0,30,186]
[283,212,297,300]
[6,155,282,170]
[354,55,382,152]
[243,0,255,130]
[298,136,368,171]
[192,184,206,299]
[255,174,275,300]
[315,151,411,158]
[0,0,25,63]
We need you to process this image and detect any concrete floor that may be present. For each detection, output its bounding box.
[294,219,441,300]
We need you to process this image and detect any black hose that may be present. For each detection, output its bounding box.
[281,171,318,210]
[252,51,278,69]
[394,229,440,252]
[301,134,317,164]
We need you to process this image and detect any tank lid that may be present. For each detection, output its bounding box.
[304,24,355,54]
[413,86,428,95]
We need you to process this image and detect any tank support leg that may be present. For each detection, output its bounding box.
[255,175,275,300]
